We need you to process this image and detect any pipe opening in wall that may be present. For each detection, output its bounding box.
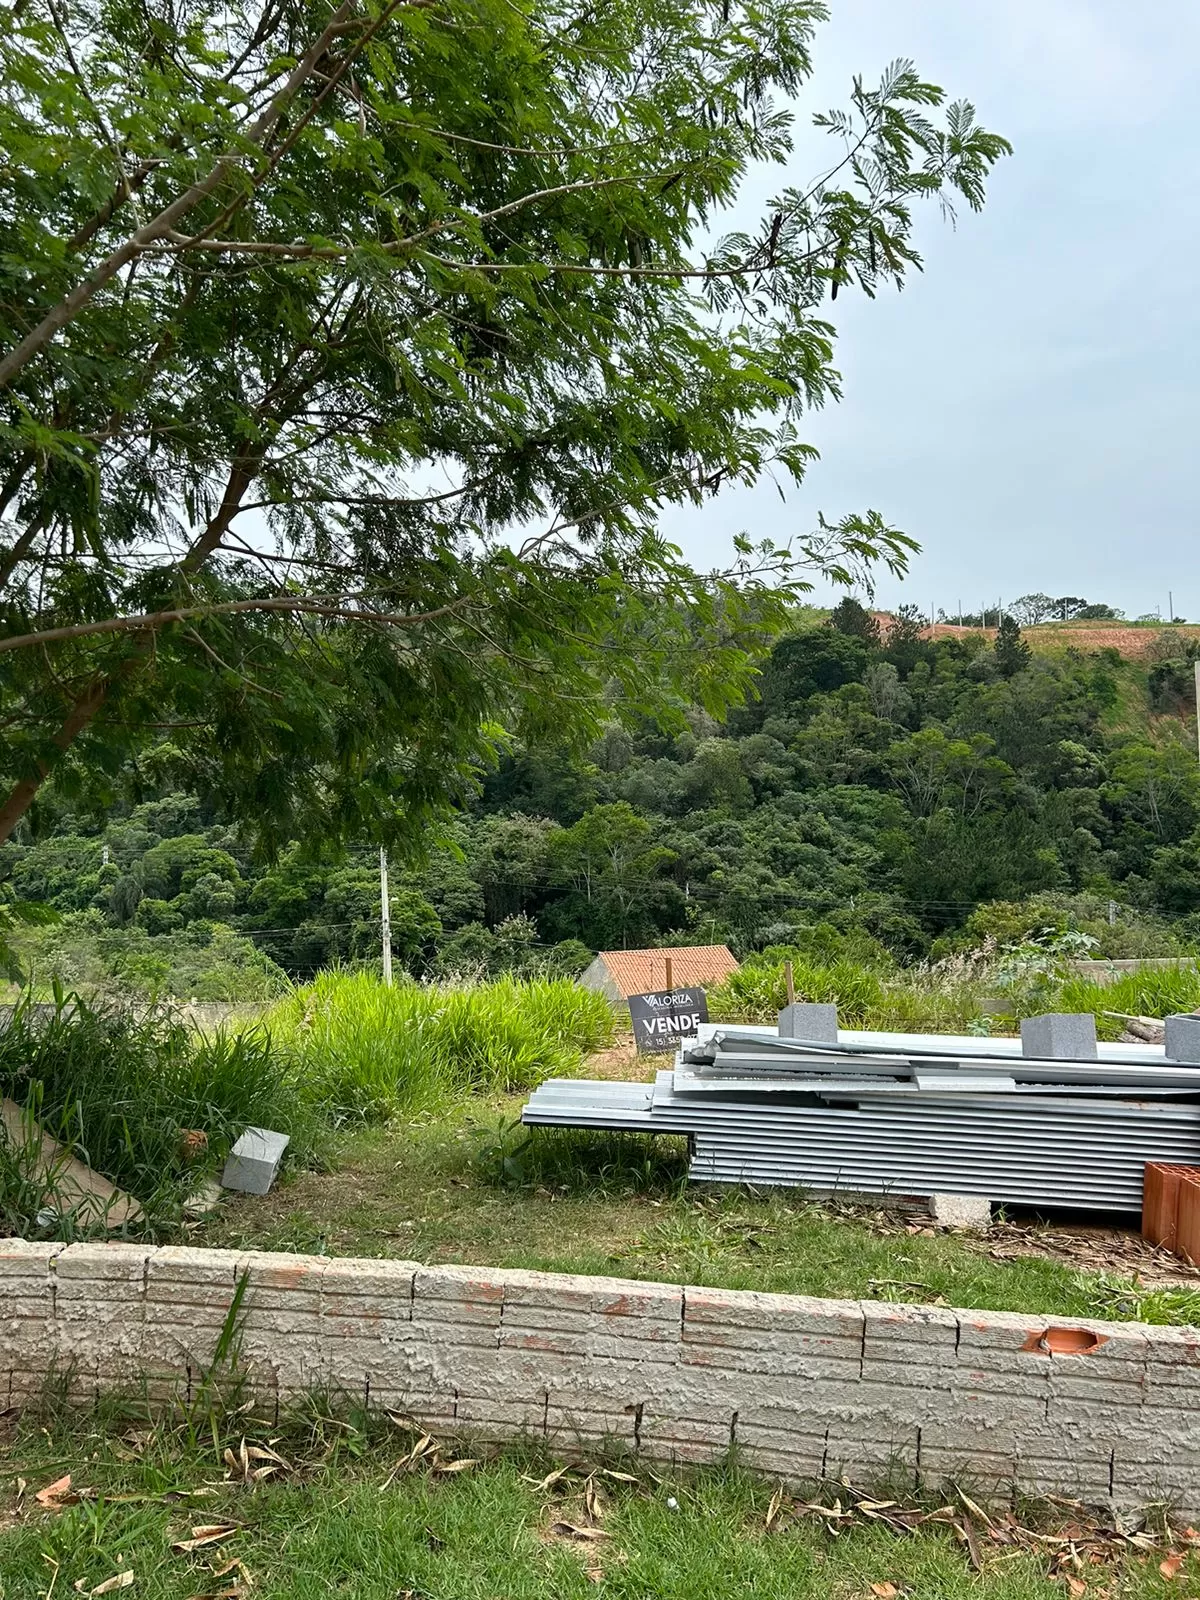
[1023,1327,1108,1356]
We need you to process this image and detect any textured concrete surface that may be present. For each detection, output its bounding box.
[776,1003,839,1041]
[221,1127,289,1195]
[929,1193,992,1229]
[1165,1015,1200,1065]
[1021,1013,1099,1060]
[2,1240,1198,1512]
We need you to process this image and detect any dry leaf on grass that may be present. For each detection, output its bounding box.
[583,1477,608,1524]
[183,1555,253,1599]
[1065,1579,1087,1598]
[549,1522,611,1543]
[224,1440,290,1485]
[956,1489,997,1531]
[36,1475,74,1508]
[73,1571,135,1595]
[765,1486,786,1531]
[870,1583,898,1598]
[600,1470,639,1485]
[529,1466,573,1493]
[1160,1554,1184,1580]
[172,1525,239,1554]
[433,1458,480,1475]
[956,1515,983,1571]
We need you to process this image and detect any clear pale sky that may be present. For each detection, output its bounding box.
[659,0,1200,621]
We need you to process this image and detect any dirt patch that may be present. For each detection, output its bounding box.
[874,614,1200,659]
[581,1039,643,1081]
[979,1219,1200,1288]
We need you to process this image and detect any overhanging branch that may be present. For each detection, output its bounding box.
[0,590,477,654]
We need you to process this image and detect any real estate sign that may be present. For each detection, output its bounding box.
[627,987,708,1053]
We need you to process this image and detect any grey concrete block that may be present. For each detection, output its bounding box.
[930,1193,992,1229]
[777,1002,838,1041]
[1165,1014,1200,1064]
[221,1127,289,1195]
[1020,1012,1097,1060]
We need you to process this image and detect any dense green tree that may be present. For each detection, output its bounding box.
[547,801,680,945]
[994,615,1032,678]
[828,597,882,645]
[11,615,1200,983]
[0,0,1008,855]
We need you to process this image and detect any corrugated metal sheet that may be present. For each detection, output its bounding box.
[521,1020,1200,1212]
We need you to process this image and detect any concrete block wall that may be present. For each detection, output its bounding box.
[2,1239,1199,1512]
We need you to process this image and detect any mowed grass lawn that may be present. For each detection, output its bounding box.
[1,1409,1195,1600]
[197,1093,1191,1323]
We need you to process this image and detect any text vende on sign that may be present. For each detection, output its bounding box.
[627,987,708,1053]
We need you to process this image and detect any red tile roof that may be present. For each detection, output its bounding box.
[594,945,739,996]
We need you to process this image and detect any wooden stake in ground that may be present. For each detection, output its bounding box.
[785,960,795,1006]
[665,955,673,991]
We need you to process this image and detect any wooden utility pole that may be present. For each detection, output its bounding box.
[379,846,393,986]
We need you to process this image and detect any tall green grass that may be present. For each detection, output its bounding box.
[709,950,1200,1035]
[0,989,304,1215]
[268,971,614,1123]
[1060,966,1200,1039]
[708,957,886,1026]
[0,975,614,1231]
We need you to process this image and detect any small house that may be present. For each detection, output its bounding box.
[579,945,739,1006]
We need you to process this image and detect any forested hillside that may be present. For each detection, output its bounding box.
[5,604,1200,997]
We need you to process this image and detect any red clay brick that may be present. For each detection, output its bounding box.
[1142,1163,1200,1251]
[1174,1174,1200,1266]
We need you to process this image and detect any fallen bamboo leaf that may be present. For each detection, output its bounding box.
[171,1525,239,1554]
[765,1485,785,1531]
[1159,1554,1184,1580]
[956,1515,983,1572]
[434,1459,480,1475]
[584,1476,607,1524]
[189,1568,250,1598]
[956,1488,997,1531]
[36,1475,73,1508]
[73,1572,135,1596]
[529,1466,572,1492]
[600,1470,639,1484]
[549,1522,611,1543]
[871,1583,899,1598]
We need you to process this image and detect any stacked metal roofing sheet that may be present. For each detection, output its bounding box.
[521,1023,1200,1212]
